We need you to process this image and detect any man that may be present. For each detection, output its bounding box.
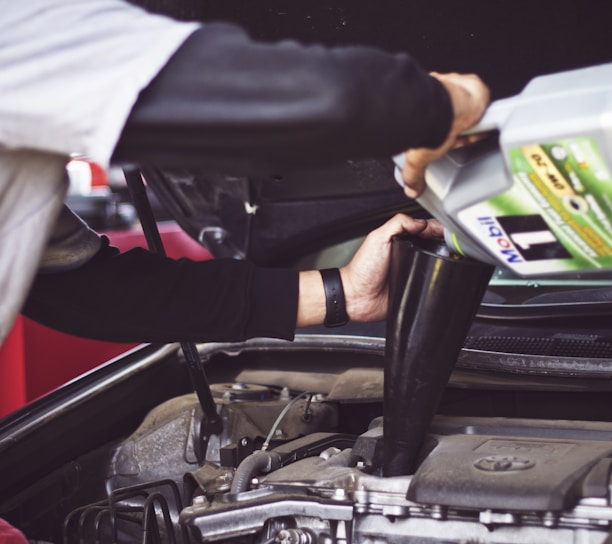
[0,0,489,346]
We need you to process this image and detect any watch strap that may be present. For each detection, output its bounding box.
[320,268,349,328]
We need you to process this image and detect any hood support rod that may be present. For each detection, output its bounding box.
[123,167,223,446]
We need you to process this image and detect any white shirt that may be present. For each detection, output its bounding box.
[0,0,200,345]
[0,0,200,166]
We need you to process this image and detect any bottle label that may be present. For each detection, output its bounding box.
[458,137,612,276]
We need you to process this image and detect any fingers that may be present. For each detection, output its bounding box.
[392,213,444,239]
[346,214,441,283]
[401,151,432,199]
[341,214,444,323]
[368,213,444,244]
[413,217,444,239]
[454,132,488,148]
[401,72,490,199]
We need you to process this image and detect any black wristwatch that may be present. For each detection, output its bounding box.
[320,268,349,328]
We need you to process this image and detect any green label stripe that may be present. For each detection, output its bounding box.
[509,137,612,269]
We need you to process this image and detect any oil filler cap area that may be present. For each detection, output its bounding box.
[210,383,273,401]
[407,432,612,512]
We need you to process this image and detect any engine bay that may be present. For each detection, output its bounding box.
[4,167,612,544]
[2,335,611,544]
[100,383,612,544]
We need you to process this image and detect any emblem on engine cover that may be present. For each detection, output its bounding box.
[474,455,535,472]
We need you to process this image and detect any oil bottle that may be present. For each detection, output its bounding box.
[394,63,612,277]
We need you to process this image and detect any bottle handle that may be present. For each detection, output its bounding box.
[392,95,516,185]
[461,96,515,135]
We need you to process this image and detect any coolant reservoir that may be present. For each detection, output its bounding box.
[395,63,612,277]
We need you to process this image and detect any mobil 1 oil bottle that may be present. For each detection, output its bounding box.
[394,63,612,277]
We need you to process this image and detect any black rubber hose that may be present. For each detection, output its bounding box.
[230,451,282,494]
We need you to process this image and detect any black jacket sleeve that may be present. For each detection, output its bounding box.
[112,23,453,171]
[25,24,453,343]
[22,238,299,343]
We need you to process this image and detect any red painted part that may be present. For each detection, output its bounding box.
[0,222,212,418]
[0,318,27,418]
[0,518,28,544]
[104,221,212,260]
[89,161,108,188]
[20,319,137,404]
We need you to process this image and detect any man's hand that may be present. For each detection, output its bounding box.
[401,72,490,199]
[296,214,443,327]
[340,214,443,323]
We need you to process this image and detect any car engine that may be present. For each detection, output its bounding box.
[50,335,612,544]
[53,234,612,544]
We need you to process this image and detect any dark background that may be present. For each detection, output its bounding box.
[137,0,612,100]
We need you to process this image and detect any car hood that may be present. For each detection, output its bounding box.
[140,149,612,379]
[3,4,612,543]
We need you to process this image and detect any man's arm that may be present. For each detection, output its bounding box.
[23,240,299,344]
[297,214,443,327]
[112,23,454,171]
[22,215,442,343]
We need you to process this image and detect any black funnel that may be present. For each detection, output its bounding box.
[383,234,494,477]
